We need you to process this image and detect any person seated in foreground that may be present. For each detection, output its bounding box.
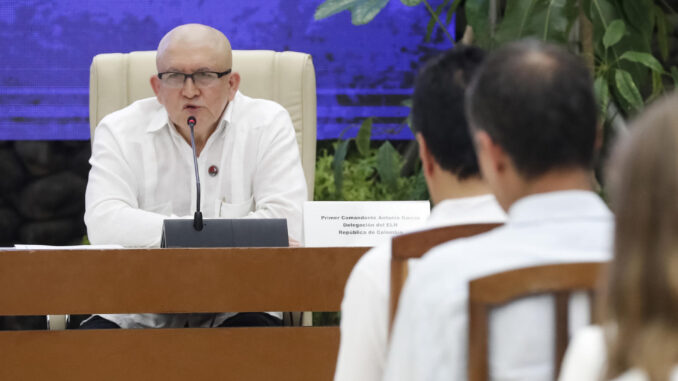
[559,93,678,381]
[383,39,613,381]
[333,45,506,381]
[81,24,306,329]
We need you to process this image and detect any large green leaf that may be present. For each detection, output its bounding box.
[585,0,619,60]
[446,0,462,25]
[614,69,643,111]
[400,0,422,5]
[356,118,373,157]
[619,51,664,73]
[332,139,351,199]
[425,0,450,42]
[655,5,669,61]
[587,0,651,64]
[493,0,576,46]
[465,0,491,48]
[314,0,390,25]
[620,0,653,39]
[376,141,399,190]
[650,70,663,102]
[670,67,678,89]
[493,0,538,43]
[593,75,610,116]
[603,19,625,49]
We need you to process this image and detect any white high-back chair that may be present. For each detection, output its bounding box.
[89,50,317,197]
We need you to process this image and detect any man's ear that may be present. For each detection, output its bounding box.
[227,72,241,100]
[417,133,435,177]
[150,75,161,98]
[474,130,507,175]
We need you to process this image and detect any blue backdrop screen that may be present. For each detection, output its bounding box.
[1,0,453,140]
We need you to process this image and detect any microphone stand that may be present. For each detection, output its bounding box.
[188,116,203,231]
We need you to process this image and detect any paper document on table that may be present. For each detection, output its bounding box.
[13,244,124,250]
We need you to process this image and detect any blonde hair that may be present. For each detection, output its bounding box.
[605,93,678,381]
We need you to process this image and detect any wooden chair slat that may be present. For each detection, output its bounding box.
[467,262,606,381]
[388,223,502,332]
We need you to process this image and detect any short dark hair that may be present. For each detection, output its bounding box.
[466,39,597,179]
[412,45,486,179]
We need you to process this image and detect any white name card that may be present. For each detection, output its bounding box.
[303,201,431,247]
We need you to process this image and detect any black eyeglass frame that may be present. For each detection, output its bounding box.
[157,69,232,82]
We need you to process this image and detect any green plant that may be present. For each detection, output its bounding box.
[315,0,677,120]
[314,118,429,202]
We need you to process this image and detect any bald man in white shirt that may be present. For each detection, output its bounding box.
[82,24,306,329]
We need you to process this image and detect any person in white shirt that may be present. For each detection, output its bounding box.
[559,94,678,381]
[333,46,506,381]
[383,39,613,381]
[82,24,306,329]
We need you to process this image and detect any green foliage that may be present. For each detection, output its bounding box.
[493,0,578,45]
[465,0,491,47]
[314,0,390,25]
[615,69,644,110]
[594,76,610,116]
[603,19,626,49]
[315,0,676,120]
[619,51,664,73]
[314,119,429,202]
[313,0,675,204]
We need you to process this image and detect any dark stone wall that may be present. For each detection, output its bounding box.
[0,140,90,330]
[0,140,90,247]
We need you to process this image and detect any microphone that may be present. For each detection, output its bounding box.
[187,116,203,231]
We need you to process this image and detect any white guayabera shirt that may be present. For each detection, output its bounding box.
[84,91,306,328]
[384,191,613,381]
[334,194,506,381]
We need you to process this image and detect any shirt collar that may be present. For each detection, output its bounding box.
[507,190,611,225]
[146,91,240,134]
[430,194,495,219]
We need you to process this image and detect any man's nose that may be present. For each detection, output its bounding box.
[181,77,200,97]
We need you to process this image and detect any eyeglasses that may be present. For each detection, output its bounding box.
[157,69,232,88]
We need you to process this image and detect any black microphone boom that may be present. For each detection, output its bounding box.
[187,116,203,231]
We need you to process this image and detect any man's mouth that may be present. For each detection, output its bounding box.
[184,105,200,110]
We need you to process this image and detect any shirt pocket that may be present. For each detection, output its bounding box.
[217,196,254,218]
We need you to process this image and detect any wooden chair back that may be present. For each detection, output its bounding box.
[389,223,502,332]
[467,262,607,381]
[0,247,368,380]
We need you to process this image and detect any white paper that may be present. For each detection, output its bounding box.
[13,244,124,250]
[303,201,430,247]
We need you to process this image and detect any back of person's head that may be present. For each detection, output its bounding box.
[412,45,485,179]
[605,93,678,381]
[466,39,597,179]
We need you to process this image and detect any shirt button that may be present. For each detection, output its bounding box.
[208,165,219,177]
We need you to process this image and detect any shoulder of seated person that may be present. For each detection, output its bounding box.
[98,97,163,132]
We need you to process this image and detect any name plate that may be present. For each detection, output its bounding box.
[303,201,431,247]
